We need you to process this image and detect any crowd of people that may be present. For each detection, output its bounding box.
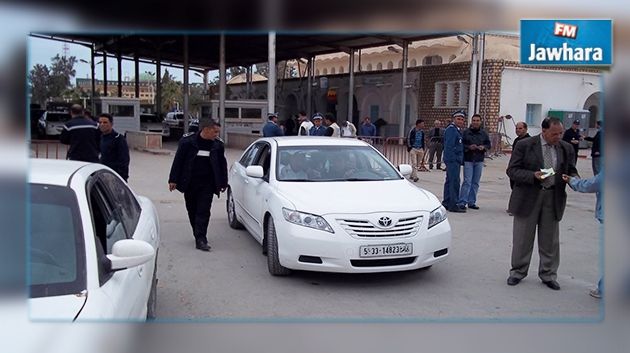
[59,104,130,181]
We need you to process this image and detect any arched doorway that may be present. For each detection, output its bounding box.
[583,91,601,128]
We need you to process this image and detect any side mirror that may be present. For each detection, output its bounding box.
[398,164,413,176]
[246,165,264,178]
[107,239,155,271]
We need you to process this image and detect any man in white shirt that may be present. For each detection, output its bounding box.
[297,111,313,136]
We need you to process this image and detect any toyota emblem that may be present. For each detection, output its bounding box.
[377,216,393,228]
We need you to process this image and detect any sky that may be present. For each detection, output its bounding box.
[28,36,209,84]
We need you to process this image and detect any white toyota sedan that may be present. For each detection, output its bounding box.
[227,137,451,276]
[29,159,160,321]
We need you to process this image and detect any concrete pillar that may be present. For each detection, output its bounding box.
[183,35,190,133]
[348,49,355,124]
[219,33,226,141]
[398,41,409,138]
[267,32,276,117]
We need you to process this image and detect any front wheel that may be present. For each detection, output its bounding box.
[266,217,291,276]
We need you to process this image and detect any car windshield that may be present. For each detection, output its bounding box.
[30,184,85,298]
[276,145,402,182]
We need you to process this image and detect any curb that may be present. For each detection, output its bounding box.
[134,147,174,156]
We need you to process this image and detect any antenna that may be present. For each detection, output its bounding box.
[62,43,69,58]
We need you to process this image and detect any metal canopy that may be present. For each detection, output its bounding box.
[30,32,460,70]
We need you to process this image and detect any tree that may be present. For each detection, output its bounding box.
[228,66,247,80]
[160,69,183,112]
[28,64,50,106]
[48,54,77,99]
[255,63,268,77]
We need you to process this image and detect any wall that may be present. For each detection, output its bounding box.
[499,66,601,142]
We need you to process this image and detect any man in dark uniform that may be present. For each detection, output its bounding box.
[168,119,229,251]
[59,104,100,162]
[98,113,130,182]
[562,119,582,165]
[584,120,602,175]
[442,111,466,213]
[309,113,327,136]
[262,112,284,137]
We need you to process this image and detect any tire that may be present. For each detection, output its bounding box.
[266,217,291,276]
[146,258,158,320]
[226,189,244,229]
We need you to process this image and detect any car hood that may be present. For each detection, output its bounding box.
[277,179,439,215]
[29,294,86,321]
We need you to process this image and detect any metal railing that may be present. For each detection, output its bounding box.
[30,140,69,159]
[358,136,413,167]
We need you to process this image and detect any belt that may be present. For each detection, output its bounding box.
[541,184,555,190]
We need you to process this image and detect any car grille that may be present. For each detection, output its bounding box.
[337,216,423,238]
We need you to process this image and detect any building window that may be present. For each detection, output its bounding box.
[370,105,379,120]
[410,59,417,67]
[331,67,336,74]
[316,69,320,76]
[366,63,373,71]
[377,63,383,70]
[339,66,344,74]
[387,61,393,70]
[398,60,403,68]
[323,68,328,75]
[434,80,468,108]
[423,55,443,65]
[526,104,542,126]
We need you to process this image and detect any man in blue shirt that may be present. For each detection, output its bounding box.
[359,116,377,137]
[442,111,466,213]
[406,119,426,182]
[262,112,284,137]
[309,113,327,136]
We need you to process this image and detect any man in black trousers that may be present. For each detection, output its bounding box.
[168,119,228,251]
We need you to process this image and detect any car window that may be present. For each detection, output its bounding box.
[45,112,71,122]
[30,184,86,298]
[98,172,141,238]
[253,144,271,180]
[239,143,264,167]
[276,145,402,182]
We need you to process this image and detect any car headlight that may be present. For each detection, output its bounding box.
[428,205,447,229]
[282,208,334,233]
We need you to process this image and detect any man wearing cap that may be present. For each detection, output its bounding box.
[263,112,284,137]
[442,111,466,213]
[562,119,582,164]
[297,111,313,136]
[584,120,602,175]
[309,113,327,136]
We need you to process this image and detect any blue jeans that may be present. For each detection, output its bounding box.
[443,162,461,210]
[459,161,483,206]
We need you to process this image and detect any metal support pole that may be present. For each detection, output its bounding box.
[134,55,140,99]
[246,65,252,99]
[156,59,162,118]
[90,47,95,112]
[267,32,276,119]
[467,33,479,124]
[307,57,313,116]
[183,35,190,133]
[103,54,108,96]
[398,41,409,138]
[117,52,122,98]
[219,33,227,141]
[476,32,486,125]
[348,49,355,124]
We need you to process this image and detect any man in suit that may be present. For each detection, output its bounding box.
[506,117,578,290]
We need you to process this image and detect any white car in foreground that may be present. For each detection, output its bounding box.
[227,137,451,276]
[29,159,160,320]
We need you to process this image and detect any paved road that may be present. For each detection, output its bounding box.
[127,142,600,321]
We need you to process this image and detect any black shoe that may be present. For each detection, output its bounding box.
[543,280,560,290]
[468,204,480,210]
[196,242,211,251]
[449,207,466,213]
[507,276,521,286]
[429,165,433,169]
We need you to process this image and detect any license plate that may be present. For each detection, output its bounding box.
[359,243,413,258]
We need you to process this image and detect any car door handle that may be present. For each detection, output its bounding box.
[137,266,143,277]
[244,179,249,184]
